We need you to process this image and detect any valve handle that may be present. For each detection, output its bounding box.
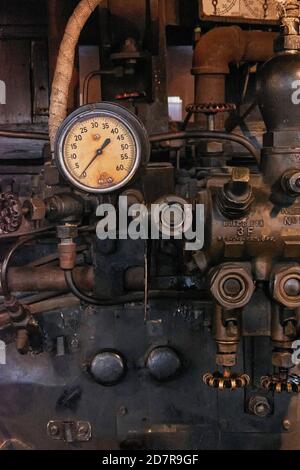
[183,103,236,131]
[185,103,236,115]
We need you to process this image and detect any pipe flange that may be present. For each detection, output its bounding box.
[210,264,255,309]
[272,266,300,308]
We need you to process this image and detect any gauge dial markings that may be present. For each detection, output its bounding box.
[63,114,136,190]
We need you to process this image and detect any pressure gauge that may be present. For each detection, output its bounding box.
[54,102,150,194]
[200,0,279,21]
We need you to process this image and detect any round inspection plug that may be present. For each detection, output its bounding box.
[210,264,255,309]
[222,278,243,297]
[284,278,300,297]
[153,195,192,238]
[161,204,185,231]
[273,267,300,308]
[89,350,126,386]
[146,347,182,382]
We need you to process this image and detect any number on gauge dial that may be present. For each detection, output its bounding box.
[63,116,136,190]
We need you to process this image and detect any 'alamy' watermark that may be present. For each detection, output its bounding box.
[0,340,6,365]
[291,80,300,105]
[0,81,6,105]
[95,196,205,251]
[292,340,300,365]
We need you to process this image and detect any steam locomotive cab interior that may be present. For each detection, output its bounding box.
[1,0,300,451]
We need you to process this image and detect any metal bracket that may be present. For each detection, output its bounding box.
[47,420,91,443]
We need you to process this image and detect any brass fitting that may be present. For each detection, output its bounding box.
[271,265,300,308]
[210,263,255,309]
[57,225,78,270]
[217,167,253,219]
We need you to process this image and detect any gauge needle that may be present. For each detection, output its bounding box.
[80,138,111,177]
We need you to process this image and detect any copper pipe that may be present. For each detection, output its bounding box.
[192,26,277,128]
[1,266,94,293]
[0,130,49,141]
[149,130,259,161]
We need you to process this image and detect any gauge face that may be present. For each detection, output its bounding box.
[200,0,279,20]
[243,0,278,19]
[55,103,149,194]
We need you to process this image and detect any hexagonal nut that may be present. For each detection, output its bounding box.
[216,353,236,367]
[248,395,271,417]
[275,34,300,52]
[231,167,250,183]
[43,165,60,186]
[206,141,223,153]
[210,264,255,309]
[272,266,300,308]
[23,197,46,221]
[57,224,78,240]
[272,351,294,369]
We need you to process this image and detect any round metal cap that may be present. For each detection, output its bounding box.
[146,347,181,381]
[90,350,126,386]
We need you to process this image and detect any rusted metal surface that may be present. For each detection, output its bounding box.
[192,26,277,128]
[1,266,94,293]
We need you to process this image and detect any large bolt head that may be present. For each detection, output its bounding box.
[89,350,126,386]
[248,395,271,417]
[273,266,300,308]
[23,197,46,221]
[146,347,181,382]
[210,264,255,309]
[282,170,300,196]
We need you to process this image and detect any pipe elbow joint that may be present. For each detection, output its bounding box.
[192,26,245,76]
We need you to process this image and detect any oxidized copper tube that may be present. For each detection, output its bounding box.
[0,266,94,293]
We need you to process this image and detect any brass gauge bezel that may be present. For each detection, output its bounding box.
[54,102,150,194]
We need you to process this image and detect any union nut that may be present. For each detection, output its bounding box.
[272,265,300,308]
[22,197,46,221]
[210,263,255,309]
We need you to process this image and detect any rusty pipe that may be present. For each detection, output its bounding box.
[192,26,277,128]
[0,266,94,294]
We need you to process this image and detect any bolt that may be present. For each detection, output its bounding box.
[248,396,271,417]
[69,336,79,351]
[49,424,59,436]
[78,425,88,436]
[118,406,128,417]
[289,173,300,194]
[284,319,297,338]
[223,278,242,297]
[253,400,270,417]
[284,278,300,297]
[283,171,300,195]
[225,320,238,338]
[282,419,291,431]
